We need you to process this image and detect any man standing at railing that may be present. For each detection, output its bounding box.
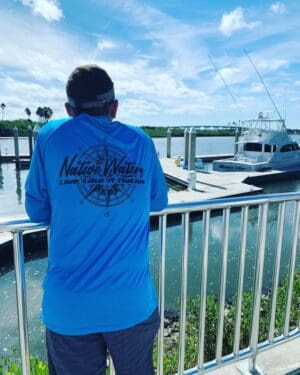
[25,65,168,375]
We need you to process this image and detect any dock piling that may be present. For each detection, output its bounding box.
[234,129,239,154]
[33,124,40,144]
[184,128,189,168]
[188,127,196,171]
[28,125,33,158]
[188,171,197,190]
[167,128,172,158]
[13,127,20,170]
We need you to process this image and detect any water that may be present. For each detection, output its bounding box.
[0,136,236,217]
[1,136,300,361]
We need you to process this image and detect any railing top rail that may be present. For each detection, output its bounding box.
[0,219,48,233]
[1,192,300,232]
[152,191,300,216]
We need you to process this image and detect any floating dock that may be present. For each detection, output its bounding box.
[161,157,300,204]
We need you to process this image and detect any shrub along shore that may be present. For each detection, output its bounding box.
[1,271,299,374]
[0,120,236,137]
[1,120,300,138]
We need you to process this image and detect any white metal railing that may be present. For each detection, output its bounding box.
[0,192,300,375]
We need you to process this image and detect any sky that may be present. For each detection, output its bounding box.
[1,0,300,128]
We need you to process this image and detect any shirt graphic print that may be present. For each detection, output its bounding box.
[59,143,145,208]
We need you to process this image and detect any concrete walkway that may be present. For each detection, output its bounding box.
[208,337,300,375]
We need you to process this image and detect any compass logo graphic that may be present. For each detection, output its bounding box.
[59,144,145,208]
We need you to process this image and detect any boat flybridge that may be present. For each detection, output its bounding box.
[213,114,300,172]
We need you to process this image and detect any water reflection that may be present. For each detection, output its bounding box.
[0,163,27,216]
[16,169,22,204]
[0,164,3,189]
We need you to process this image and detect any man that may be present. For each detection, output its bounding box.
[25,65,168,375]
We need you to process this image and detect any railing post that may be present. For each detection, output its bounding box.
[197,210,210,372]
[269,202,285,343]
[249,203,269,374]
[284,201,300,336]
[157,215,167,375]
[177,212,190,375]
[13,230,30,375]
[216,208,230,362]
[234,206,249,356]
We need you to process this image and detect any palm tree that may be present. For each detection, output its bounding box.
[36,107,44,123]
[25,107,31,120]
[36,106,53,124]
[43,107,53,122]
[1,103,6,120]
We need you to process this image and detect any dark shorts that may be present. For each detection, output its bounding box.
[46,308,160,375]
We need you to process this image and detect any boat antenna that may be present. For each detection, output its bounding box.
[243,49,284,124]
[208,54,240,112]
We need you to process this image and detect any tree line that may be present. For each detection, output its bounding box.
[0,104,54,136]
[141,126,237,137]
[0,103,53,123]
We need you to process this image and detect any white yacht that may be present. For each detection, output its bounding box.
[213,113,300,172]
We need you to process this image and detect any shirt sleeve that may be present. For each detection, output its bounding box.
[25,136,51,224]
[150,140,168,212]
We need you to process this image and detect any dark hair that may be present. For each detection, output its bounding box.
[66,65,114,116]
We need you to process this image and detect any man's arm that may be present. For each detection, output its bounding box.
[150,141,168,212]
[25,137,51,224]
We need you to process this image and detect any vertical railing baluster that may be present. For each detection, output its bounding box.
[197,210,210,371]
[249,202,269,372]
[216,208,230,361]
[109,356,115,375]
[13,230,30,375]
[284,201,300,336]
[177,212,190,375]
[269,202,285,343]
[233,206,249,356]
[47,227,50,253]
[157,215,167,375]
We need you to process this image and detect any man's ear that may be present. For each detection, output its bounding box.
[65,102,76,117]
[109,100,118,119]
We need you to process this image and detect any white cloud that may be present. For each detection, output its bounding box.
[97,40,118,51]
[258,58,289,71]
[100,0,209,80]
[216,66,240,84]
[250,82,264,93]
[20,0,63,22]
[294,80,300,87]
[120,99,160,115]
[219,7,260,36]
[289,97,300,102]
[270,2,287,15]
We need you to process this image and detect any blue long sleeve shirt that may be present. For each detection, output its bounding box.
[25,114,168,334]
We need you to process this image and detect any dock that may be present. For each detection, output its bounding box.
[160,157,300,204]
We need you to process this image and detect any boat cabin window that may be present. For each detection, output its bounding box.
[280,143,298,152]
[244,143,262,152]
[264,144,277,152]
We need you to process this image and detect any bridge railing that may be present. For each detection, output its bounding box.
[0,192,300,375]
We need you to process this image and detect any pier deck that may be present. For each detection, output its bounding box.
[160,157,300,204]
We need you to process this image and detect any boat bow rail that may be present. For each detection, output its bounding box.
[1,192,300,375]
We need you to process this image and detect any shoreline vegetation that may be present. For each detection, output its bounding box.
[1,120,300,138]
[1,271,299,374]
